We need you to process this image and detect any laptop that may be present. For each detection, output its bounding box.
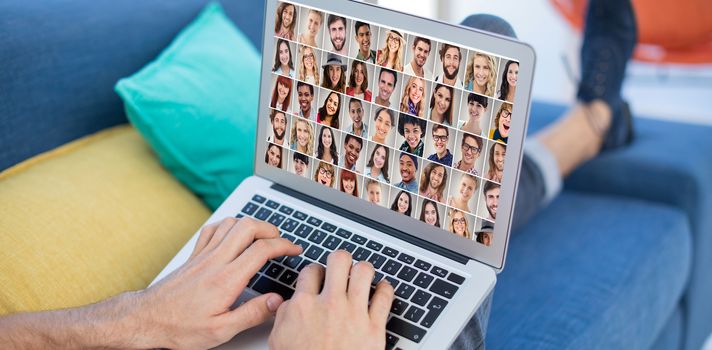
[152,0,535,348]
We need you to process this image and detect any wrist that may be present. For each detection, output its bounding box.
[108,290,165,349]
[76,290,161,349]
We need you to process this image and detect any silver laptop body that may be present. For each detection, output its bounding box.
[153,1,535,348]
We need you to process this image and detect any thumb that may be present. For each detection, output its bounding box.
[226,293,284,334]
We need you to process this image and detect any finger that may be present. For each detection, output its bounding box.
[217,217,281,262]
[323,250,353,296]
[347,261,375,308]
[203,217,240,254]
[295,263,325,294]
[369,280,395,328]
[222,292,284,335]
[229,238,302,287]
[188,221,221,261]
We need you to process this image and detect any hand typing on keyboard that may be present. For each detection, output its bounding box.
[137,216,304,349]
[0,216,397,349]
[269,250,395,350]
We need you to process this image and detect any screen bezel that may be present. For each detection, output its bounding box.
[256,0,535,271]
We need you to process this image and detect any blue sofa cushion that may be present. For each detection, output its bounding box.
[0,0,265,171]
[527,102,712,350]
[489,192,691,349]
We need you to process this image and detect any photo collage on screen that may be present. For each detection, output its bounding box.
[265,1,520,247]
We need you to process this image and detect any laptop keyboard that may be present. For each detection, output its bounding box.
[239,194,465,348]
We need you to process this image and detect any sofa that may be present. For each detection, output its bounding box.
[1,1,710,349]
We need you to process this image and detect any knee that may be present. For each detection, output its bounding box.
[460,14,518,39]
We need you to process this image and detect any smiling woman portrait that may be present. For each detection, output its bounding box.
[497,60,518,102]
[265,143,283,169]
[464,51,497,97]
[377,29,406,71]
[429,83,454,126]
[447,209,472,239]
[273,39,295,78]
[390,189,413,216]
[339,169,360,197]
[270,75,293,112]
[298,45,320,84]
[400,76,427,118]
[316,91,341,129]
[290,118,314,156]
[346,60,373,102]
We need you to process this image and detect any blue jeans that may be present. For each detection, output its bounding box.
[453,0,635,345]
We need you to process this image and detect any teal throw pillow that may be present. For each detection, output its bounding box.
[115,2,259,210]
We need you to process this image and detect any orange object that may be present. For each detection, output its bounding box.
[551,0,712,64]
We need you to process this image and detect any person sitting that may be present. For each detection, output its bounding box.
[0,0,640,348]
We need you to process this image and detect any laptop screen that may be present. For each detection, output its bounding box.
[262,1,519,250]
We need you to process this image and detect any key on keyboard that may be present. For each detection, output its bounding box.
[321,221,337,232]
[241,202,258,215]
[281,218,299,232]
[397,266,417,282]
[353,247,371,261]
[350,234,367,245]
[404,305,426,323]
[254,207,272,221]
[293,211,308,221]
[268,213,285,226]
[387,318,426,344]
[278,205,294,215]
[308,230,327,244]
[414,272,434,289]
[252,276,293,300]
[382,259,402,275]
[382,246,399,258]
[322,235,342,250]
[420,296,448,328]
[397,252,415,264]
[295,224,313,238]
[390,298,408,316]
[368,253,387,269]
[307,216,322,226]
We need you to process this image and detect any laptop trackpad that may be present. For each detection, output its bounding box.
[212,290,272,350]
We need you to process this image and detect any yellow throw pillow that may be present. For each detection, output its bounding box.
[0,125,210,315]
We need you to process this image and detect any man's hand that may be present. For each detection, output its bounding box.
[136,217,302,349]
[268,250,395,350]
[0,216,301,350]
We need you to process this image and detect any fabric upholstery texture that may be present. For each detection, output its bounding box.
[489,192,691,349]
[526,101,712,350]
[115,3,260,210]
[0,125,210,315]
[0,0,265,171]
[651,307,684,350]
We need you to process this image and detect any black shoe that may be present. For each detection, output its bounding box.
[577,0,638,151]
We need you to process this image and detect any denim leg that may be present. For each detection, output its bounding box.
[511,140,562,232]
[450,293,492,350]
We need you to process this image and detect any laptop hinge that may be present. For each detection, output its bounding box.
[271,183,470,265]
